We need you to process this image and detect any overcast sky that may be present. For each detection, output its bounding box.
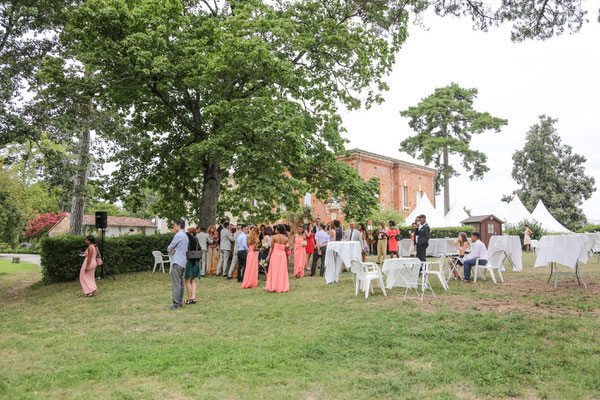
[340,1,600,221]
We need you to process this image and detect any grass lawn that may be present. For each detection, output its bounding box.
[0,252,599,399]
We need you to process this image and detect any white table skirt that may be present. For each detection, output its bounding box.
[488,235,523,271]
[324,241,362,284]
[401,238,456,257]
[534,235,589,269]
[381,258,422,289]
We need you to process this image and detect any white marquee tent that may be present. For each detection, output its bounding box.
[501,196,534,225]
[403,193,447,227]
[444,200,469,227]
[531,200,571,233]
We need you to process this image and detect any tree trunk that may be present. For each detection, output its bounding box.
[69,128,91,235]
[442,126,450,216]
[198,159,222,229]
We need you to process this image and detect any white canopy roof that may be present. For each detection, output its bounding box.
[501,196,534,225]
[444,200,469,226]
[531,200,571,233]
[403,193,447,227]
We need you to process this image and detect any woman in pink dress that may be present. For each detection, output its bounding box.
[79,235,98,297]
[265,224,290,293]
[241,228,260,288]
[292,226,306,278]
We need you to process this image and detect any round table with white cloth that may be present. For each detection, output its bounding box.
[534,234,589,288]
[487,235,523,271]
[324,241,362,285]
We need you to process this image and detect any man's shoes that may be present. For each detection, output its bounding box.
[226,276,233,280]
[167,305,181,310]
[462,279,470,283]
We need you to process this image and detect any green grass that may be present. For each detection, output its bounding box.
[0,259,39,274]
[0,253,599,399]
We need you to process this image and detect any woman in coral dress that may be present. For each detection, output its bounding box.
[241,227,260,288]
[303,223,314,271]
[387,220,400,259]
[80,235,98,297]
[292,226,306,278]
[265,224,290,293]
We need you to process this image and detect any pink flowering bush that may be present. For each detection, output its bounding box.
[25,212,66,239]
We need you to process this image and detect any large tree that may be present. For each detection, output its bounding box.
[399,83,507,215]
[507,115,595,230]
[0,166,28,244]
[65,0,404,226]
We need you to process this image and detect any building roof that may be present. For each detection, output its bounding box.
[461,215,501,224]
[345,148,438,174]
[55,213,156,228]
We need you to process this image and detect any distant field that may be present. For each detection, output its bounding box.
[0,252,599,399]
[0,259,39,274]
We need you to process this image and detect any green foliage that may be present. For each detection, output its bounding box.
[40,233,174,283]
[64,0,406,227]
[504,220,547,242]
[24,182,63,216]
[367,205,404,225]
[0,167,28,245]
[578,225,600,233]
[85,201,132,217]
[282,206,313,228]
[395,225,474,239]
[400,83,507,213]
[508,116,596,231]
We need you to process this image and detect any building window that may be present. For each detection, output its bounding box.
[416,190,422,204]
[303,193,312,207]
[487,223,494,234]
[402,186,408,209]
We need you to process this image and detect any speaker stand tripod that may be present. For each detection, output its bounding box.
[98,228,115,280]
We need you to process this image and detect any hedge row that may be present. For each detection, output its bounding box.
[40,233,175,284]
[578,224,600,233]
[394,226,474,239]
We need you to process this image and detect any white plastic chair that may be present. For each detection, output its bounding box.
[474,250,505,284]
[350,260,387,299]
[425,254,449,290]
[152,251,172,273]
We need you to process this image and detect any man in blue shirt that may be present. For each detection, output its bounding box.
[235,226,250,282]
[311,224,330,277]
[167,219,189,309]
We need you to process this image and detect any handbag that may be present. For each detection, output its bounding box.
[186,237,202,260]
[95,246,103,266]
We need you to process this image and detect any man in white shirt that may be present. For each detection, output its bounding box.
[343,222,360,242]
[196,227,209,276]
[227,224,243,279]
[311,224,330,277]
[462,232,488,282]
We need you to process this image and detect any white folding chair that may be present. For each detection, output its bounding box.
[152,251,172,273]
[474,250,505,284]
[425,254,449,290]
[445,254,463,283]
[350,260,387,299]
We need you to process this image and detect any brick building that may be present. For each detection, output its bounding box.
[306,149,437,223]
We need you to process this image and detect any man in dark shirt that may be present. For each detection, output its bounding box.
[414,214,430,262]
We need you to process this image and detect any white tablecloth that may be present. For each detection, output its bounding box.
[324,241,362,284]
[381,258,422,289]
[400,239,414,257]
[426,238,456,257]
[488,235,523,271]
[583,233,600,253]
[534,235,589,269]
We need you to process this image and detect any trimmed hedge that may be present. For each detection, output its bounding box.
[396,226,474,239]
[578,224,600,233]
[40,233,175,284]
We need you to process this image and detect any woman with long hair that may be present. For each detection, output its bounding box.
[80,235,99,297]
[303,223,314,271]
[450,232,470,280]
[358,223,368,262]
[292,226,306,278]
[241,227,260,288]
[265,224,290,292]
[206,225,219,275]
[184,228,200,304]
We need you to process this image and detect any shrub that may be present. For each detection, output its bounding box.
[40,233,175,284]
[504,220,546,242]
[578,224,600,233]
[25,212,66,239]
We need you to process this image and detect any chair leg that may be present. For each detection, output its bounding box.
[489,268,497,283]
[152,262,157,273]
[497,268,504,283]
[380,277,387,296]
[474,267,478,283]
[364,280,370,299]
[355,279,360,296]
